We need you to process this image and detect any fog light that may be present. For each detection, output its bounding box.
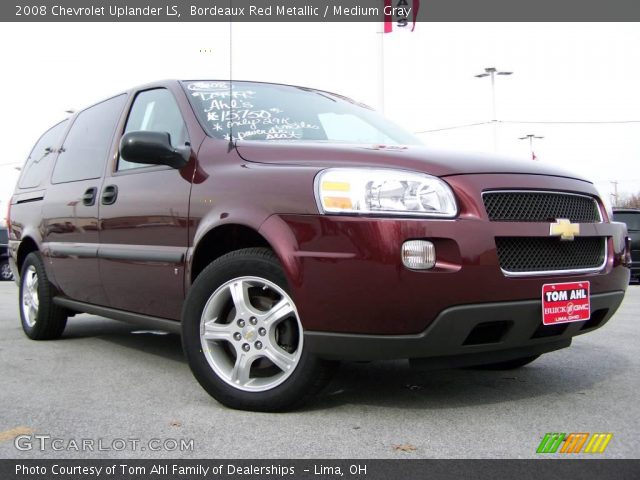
[401,240,436,270]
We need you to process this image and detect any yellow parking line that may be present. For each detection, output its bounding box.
[0,427,33,443]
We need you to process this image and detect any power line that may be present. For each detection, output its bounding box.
[415,121,493,134]
[415,119,640,134]
[500,120,640,125]
[594,178,640,184]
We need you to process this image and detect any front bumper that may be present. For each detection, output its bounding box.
[304,291,624,362]
[260,174,630,338]
[261,212,629,336]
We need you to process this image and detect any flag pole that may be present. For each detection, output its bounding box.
[378,0,393,113]
[378,19,385,113]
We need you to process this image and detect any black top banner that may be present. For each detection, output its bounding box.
[4,0,640,22]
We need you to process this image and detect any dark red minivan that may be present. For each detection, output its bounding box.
[8,80,631,411]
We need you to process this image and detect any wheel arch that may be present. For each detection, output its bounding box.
[16,236,39,274]
[189,223,273,285]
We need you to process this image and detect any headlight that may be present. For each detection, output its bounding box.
[315,168,457,217]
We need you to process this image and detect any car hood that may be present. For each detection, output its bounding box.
[235,141,590,182]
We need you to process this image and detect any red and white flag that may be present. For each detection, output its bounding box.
[384,0,421,33]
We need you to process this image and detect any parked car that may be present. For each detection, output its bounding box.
[0,226,13,281]
[7,80,631,411]
[612,208,639,283]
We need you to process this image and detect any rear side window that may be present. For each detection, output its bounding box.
[614,212,640,230]
[0,228,7,245]
[19,120,68,189]
[51,95,126,183]
[119,89,188,171]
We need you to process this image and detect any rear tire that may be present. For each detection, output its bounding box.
[471,355,540,370]
[19,252,67,340]
[182,248,336,412]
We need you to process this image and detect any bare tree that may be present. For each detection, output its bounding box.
[618,192,640,208]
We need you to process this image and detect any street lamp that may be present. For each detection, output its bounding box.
[519,134,544,161]
[474,67,513,152]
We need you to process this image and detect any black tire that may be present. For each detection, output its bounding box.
[471,354,541,370]
[1,260,13,281]
[19,252,67,340]
[182,247,336,412]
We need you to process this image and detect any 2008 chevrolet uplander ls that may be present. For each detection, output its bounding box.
[8,80,631,411]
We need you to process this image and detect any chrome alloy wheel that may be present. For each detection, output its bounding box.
[199,276,303,392]
[1,263,13,281]
[21,265,39,327]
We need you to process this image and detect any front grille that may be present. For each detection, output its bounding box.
[483,191,601,223]
[496,237,606,274]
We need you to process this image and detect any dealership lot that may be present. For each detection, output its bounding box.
[0,282,638,459]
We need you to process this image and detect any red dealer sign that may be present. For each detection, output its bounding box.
[542,281,591,325]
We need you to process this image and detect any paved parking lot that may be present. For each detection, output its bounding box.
[0,282,638,459]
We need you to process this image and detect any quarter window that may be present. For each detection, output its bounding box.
[51,95,126,184]
[119,89,189,171]
[19,120,68,189]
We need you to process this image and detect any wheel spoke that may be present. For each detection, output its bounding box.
[264,343,297,373]
[202,319,233,342]
[229,280,254,316]
[230,352,254,386]
[23,288,34,309]
[262,299,294,326]
[30,282,39,307]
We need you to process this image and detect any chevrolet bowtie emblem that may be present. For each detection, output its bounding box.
[550,218,580,241]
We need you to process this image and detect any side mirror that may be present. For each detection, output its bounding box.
[119,131,190,169]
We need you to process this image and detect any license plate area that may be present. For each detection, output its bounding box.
[542,281,591,325]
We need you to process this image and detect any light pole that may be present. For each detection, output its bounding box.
[519,134,544,160]
[474,67,513,152]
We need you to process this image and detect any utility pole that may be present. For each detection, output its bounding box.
[519,134,544,160]
[474,67,513,152]
[611,180,619,207]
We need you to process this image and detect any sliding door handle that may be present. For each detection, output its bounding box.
[82,187,97,206]
[101,185,118,205]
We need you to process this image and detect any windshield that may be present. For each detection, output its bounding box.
[613,212,640,230]
[182,81,421,145]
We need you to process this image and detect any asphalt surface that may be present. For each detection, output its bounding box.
[0,282,638,459]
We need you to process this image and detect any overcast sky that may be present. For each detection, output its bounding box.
[1,22,639,216]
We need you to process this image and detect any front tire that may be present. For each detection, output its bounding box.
[182,248,336,411]
[19,252,67,340]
